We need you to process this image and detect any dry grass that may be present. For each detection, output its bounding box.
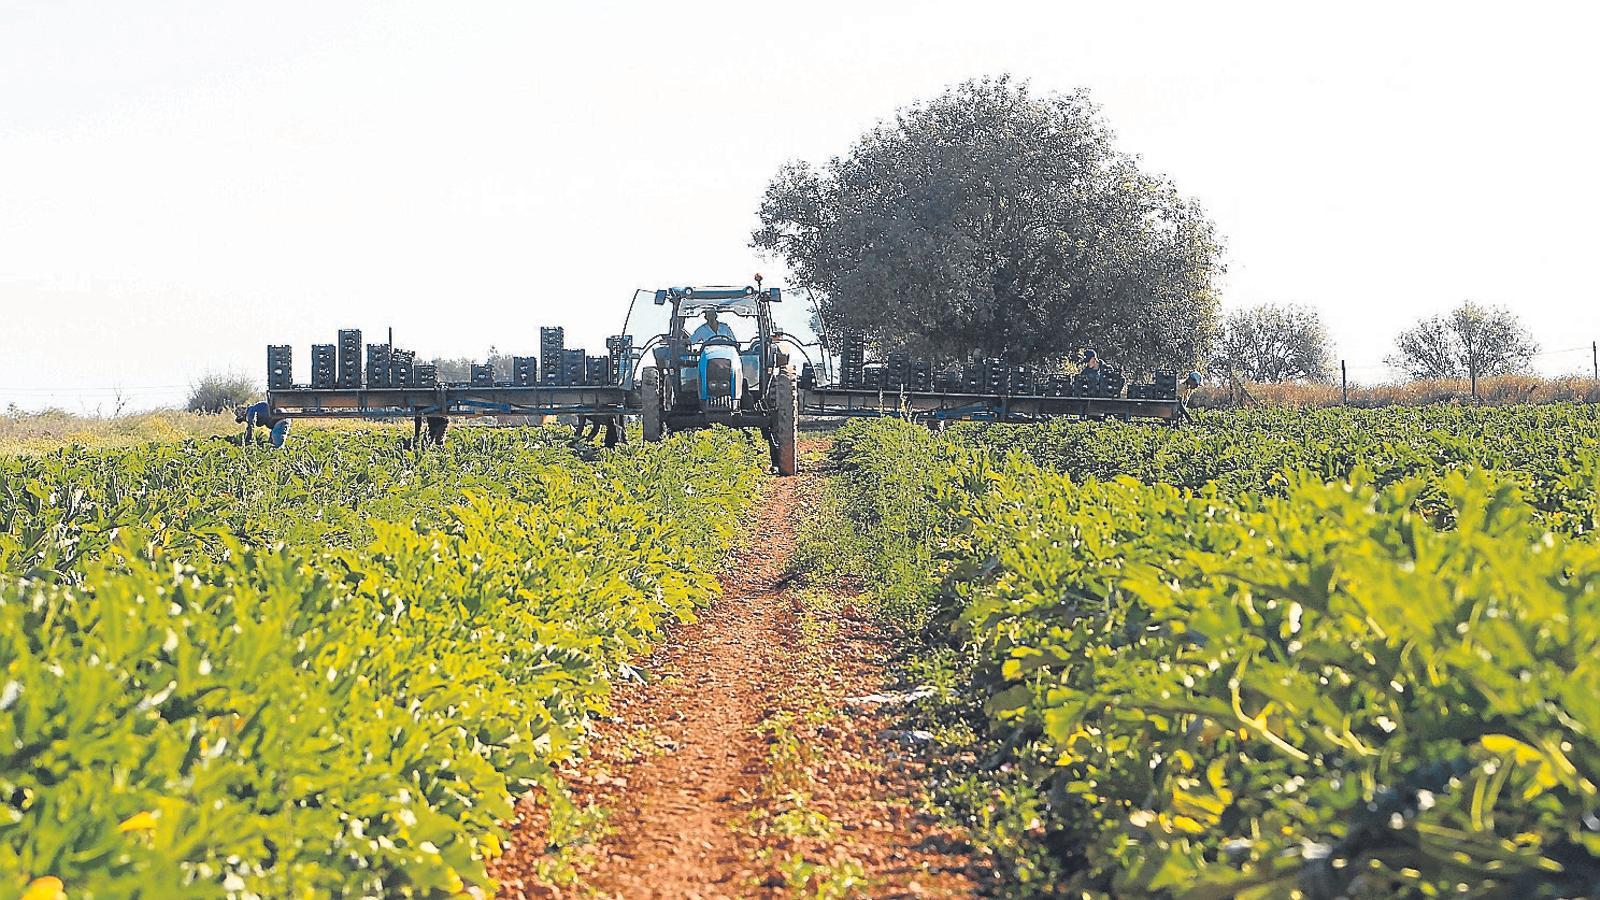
[1194,374,1600,409]
[0,408,391,455]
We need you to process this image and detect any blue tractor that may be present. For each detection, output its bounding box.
[637,282,799,474]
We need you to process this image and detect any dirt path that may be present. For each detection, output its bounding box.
[491,441,978,898]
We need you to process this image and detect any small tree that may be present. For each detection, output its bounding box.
[1214,303,1333,382]
[187,372,258,414]
[1387,302,1538,395]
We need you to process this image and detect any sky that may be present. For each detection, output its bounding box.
[2,0,1597,411]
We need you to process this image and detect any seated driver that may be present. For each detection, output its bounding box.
[689,309,736,344]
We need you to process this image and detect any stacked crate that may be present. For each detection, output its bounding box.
[1004,365,1035,396]
[366,343,392,388]
[389,349,415,388]
[981,359,1005,394]
[337,329,363,388]
[838,330,866,387]
[885,352,909,391]
[561,348,586,386]
[606,334,633,384]
[585,356,610,386]
[513,356,538,387]
[311,344,336,389]
[1074,367,1126,398]
[936,369,964,393]
[414,363,438,389]
[540,327,565,385]
[267,345,293,390]
[910,360,933,393]
[1153,370,1179,400]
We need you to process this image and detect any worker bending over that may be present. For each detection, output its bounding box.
[235,400,290,448]
[1177,371,1203,423]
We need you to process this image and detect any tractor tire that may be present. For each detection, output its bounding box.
[772,364,799,476]
[641,367,664,443]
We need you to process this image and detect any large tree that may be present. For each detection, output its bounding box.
[752,76,1222,373]
[1386,302,1538,390]
[1214,303,1334,382]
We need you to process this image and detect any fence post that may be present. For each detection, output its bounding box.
[1341,359,1348,405]
[1593,340,1597,382]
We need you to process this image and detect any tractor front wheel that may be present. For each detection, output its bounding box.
[641,367,664,442]
[772,364,798,476]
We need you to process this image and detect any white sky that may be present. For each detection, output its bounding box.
[2,0,1597,411]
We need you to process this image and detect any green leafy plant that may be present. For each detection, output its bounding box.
[1,427,763,896]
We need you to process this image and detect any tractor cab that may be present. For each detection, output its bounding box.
[650,285,786,416]
[628,281,801,474]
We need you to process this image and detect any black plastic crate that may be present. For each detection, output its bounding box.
[337,329,362,388]
[267,345,293,390]
[605,334,633,384]
[513,356,538,386]
[414,363,438,389]
[561,349,586,386]
[366,344,392,388]
[311,344,336,389]
[585,355,609,385]
[540,327,565,384]
[471,363,494,387]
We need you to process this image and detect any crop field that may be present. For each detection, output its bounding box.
[1,429,763,896]
[830,405,1600,897]
[4,405,1599,898]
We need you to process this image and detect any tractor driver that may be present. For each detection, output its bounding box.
[690,309,736,345]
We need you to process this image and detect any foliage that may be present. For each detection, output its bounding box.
[185,372,258,415]
[1189,374,1600,409]
[0,428,763,897]
[752,76,1222,373]
[832,415,1600,897]
[1213,303,1333,382]
[949,405,1600,535]
[429,348,513,384]
[1387,302,1539,383]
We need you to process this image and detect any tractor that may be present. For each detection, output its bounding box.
[635,282,800,475]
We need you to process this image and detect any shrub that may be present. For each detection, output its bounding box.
[185,373,258,414]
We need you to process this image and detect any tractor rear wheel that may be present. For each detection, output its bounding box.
[772,364,798,476]
[641,367,664,442]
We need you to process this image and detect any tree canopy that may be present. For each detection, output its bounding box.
[1386,302,1539,384]
[752,77,1223,373]
[1214,303,1334,382]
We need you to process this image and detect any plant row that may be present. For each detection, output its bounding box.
[833,416,1600,897]
[950,404,1600,535]
[2,429,763,897]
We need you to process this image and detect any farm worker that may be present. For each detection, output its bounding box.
[1176,371,1203,423]
[1079,349,1106,391]
[690,309,736,344]
[235,400,290,448]
[1180,371,1203,401]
